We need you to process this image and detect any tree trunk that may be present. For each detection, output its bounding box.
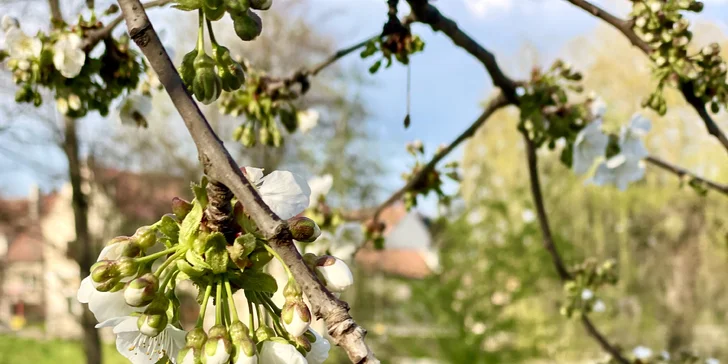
[62,116,102,364]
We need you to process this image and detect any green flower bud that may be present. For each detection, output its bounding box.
[193,53,223,105]
[179,49,199,90]
[91,260,118,283]
[95,278,123,293]
[202,324,232,364]
[288,217,321,243]
[258,125,270,145]
[203,0,226,21]
[138,304,169,337]
[241,123,255,147]
[214,46,246,92]
[118,240,142,258]
[172,197,193,219]
[293,334,311,352]
[229,321,257,360]
[132,226,157,249]
[116,257,139,278]
[186,327,209,349]
[124,273,159,307]
[283,279,302,300]
[225,0,249,16]
[270,123,282,147]
[249,0,271,10]
[254,325,274,342]
[232,10,262,41]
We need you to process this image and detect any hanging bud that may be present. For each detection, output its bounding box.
[288,217,321,243]
[229,321,257,364]
[283,279,302,300]
[178,347,203,364]
[254,325,274,342]
[202,324,232,364]
[132,226,157,249]
[241,122,256,147]
[179,49,198,90]
[137,303,169,337]
[315,255,354,292]
[232,10,262,41]
[91,260,119,284]
[281,300,312,337]
[124,273,159,307]
[249,0,272,10]
[172,197,194,219]
[193,53,223,104]
[203,0,226,20]
[214,45,245,91]
[293,335,311,352]
[225,0,249,16]
[116,257,139,278]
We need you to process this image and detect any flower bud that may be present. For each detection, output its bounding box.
[193,53,222,105]
[232,10,262,41]
[254,325,274,342]
[288,217,321,243]
[281,300,311,337]
[178,346,202,364]
[116,257,139,278]
[91,260,118,284]
[214,45,245,91]
[172,197,193,219]
[137,307,168,337]
[179,49,198,90]
[225,0,249,15]
[56,97,69,115]
[124,273,159,307]
[249,0,272,10]
[186,327,209,349]
[132,226,157,249]
[293,335,311,352]
[68,94,81,111]
[203,0,226,20]
[315,255,354,292]
[229,321,257,364]
[241,122,255,147]
[202,324,232,364]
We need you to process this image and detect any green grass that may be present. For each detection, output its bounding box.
[0,335,128,364]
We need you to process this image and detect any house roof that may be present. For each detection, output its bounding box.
[5,232,43,262]
[355,248,433,279]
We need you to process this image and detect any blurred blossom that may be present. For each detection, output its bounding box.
[633,346,653,360]
[505,277,520,292]
[572,120,608,175]
[581,289,594,301]
[592,300,606,313]
[490,291,510,306]
[706,358,720,364]
[660,351,671,360]
[297,109,319,133]
[307,174,333,208]
[471,322,486,335]
[590,97,607,119]
[521,209,535,223]
[53,33,86,78]
[467,210,484,225]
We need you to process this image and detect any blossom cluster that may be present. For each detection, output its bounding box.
[77,166,355,363]
[560,259,617,318]
[1,15,143,118]
[401,139,460,211]
[598,345,720,364]
[360,30,425,74]
[629,0,728,115]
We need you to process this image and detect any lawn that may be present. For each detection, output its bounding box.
[0,335,128,364]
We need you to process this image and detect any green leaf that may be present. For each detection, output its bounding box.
[177,259,206,278]
[157,214,180,243]
[173,0,202,11]
[185,249,211,270]
[230,270,278,293]
[368,60,382,74]
[179,202,203,247]
[204,232,229,274]
[191,176,209,208]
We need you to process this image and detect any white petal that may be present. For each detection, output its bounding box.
[242,167,264,184]
[116,331,164,364]
[77,276,95,303]
[572,121,608,175]
[1,15,19,32]
[98,243,122,261]
[260,341,307,364]
[96,316,130,329]
[204,339,230,364]
[88,289,136,322]
[297,109,320,133]
[258,170,311,219]
[234,354,258,364]
[283,308,310,337]
[307,174,333,208]
[306,330,331,364]
[317,259,354,292]
[628,113,651,134]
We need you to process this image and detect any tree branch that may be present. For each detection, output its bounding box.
[645,155,728,196]
[405,0,519,103]
[83,0,172,52]
[48,0,63,27]
[523,135,628,363]
[564,0,728,154]
[116,1,377,362]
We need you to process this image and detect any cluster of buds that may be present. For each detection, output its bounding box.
[360,29,425,74]
[401,140,459,210]
[1,14,143,118]
[629,0,728,115]
[174,0,268,41]
[560,259,618,318]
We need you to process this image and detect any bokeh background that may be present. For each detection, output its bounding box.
[1,0,727,363]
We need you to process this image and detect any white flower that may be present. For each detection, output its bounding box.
[233,353,257,364]
[706,359,720,364]
[660,351,671,360]
[521,209,535,223]
[590,97,607,119]
[619,113,651,160]
[282,304,311,337]
[592,299,606,313]
[242,167,311,220]
[591,153,645,190]
[572,120,608,175]
[97,316,186,364]
[306,222,364,263]
[116,94,153,127]
[52,33,86,78]
[56,97,69,115]
[77,243,143,322]
[307,174,333,208]
[297,109,319,133]
[581,289,594,301]
[1,15,19,32]
[68,94,81,111]
[203,338,231,364]
[316,256,354,292]
[467,210,484,225]
[306,330,331,364]
[633,346,653,360]
[5,27,42,62]
[259,341,307,364]
[180,349,196,364]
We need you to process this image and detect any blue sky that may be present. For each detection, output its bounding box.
[2,0,728,208]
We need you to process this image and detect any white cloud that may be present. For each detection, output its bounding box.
[464,0,513,18]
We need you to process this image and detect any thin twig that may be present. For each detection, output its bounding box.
[645,155,728,196]
[564,0,728,154]
[523,135,629,363]
[83,0,172,51]
[116,1,377,362]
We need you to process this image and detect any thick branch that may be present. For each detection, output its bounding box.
[83,0,172,52]
[116,1,376,362]
[371,92,510,221]
[645,155,728,196]
[48,0,63,27]
[564,0,728,154]
[523,135,628,363]
[405,0,519,102]
[204,180,237,241]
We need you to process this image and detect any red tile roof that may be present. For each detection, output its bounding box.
[355,248,432,279]
[5,232,43,262]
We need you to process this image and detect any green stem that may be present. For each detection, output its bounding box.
[154,248,186,276]
[256,299,265,329]
[216,279,223,325]
[263,244,293,279]
[196,284,213,328]
[259,293,282,316]
[257,292,286,338]
[224,278,239,322]
[196,9,205,53]
[206,18,219,48]
[246,297,255,336]
[159,265,179,293]
[136,246,179,264]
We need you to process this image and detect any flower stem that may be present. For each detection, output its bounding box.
[196,284,213,328]
[263,244,293,279]
[206,18,219,48]
[159,265,179,293]
[136,246,179,264]
[224,277,239,322]
[256,299,265,329]
[196,9,205,54]
[258,293,282,316]
[257,292,286,338]
[246,297,255,336]
[216,279,223,325]
[154,248,186,276]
